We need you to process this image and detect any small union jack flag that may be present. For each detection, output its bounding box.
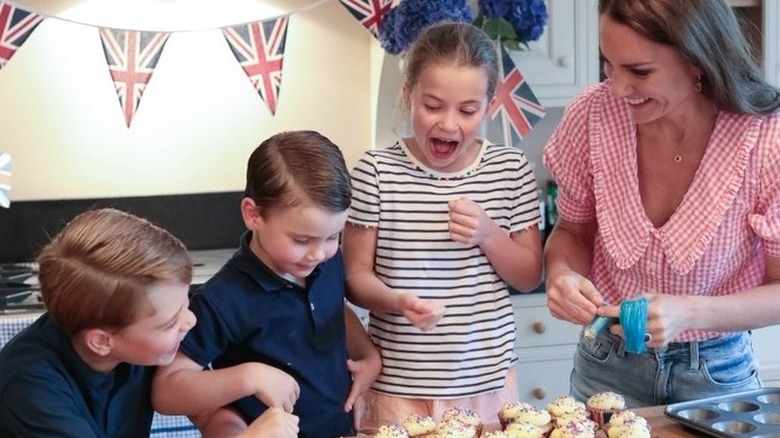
[99,28,170,127]
[338,0,391,39]
[223,16,289,115]
[0,150,11,208]
[487,45,546,147]
[0,2,42,70]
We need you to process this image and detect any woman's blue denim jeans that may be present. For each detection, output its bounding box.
[570,330,762,407]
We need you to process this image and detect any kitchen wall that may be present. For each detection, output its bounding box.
[0,1,374,201]
[0,0,559,203]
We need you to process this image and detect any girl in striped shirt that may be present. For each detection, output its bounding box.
[343,22,543,430]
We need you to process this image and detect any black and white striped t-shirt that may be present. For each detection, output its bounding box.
[348,139,540,398]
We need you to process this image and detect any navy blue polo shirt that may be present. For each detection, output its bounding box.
[181,231,354,438]
[0,314,155,438]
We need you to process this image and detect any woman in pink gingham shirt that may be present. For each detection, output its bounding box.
[543,0,780,407]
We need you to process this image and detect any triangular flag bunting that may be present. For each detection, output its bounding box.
[0,150,11,208]
[486,45,546,147]
[222,16,289,115]
[99,28,170,127]
[338,0,391,39]
[0,2,43,70]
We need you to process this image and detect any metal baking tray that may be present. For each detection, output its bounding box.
[665,387,780,437]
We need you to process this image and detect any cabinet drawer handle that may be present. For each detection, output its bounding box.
[533,388,546,400]
[532,322,546,334]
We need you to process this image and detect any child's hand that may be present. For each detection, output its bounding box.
[343,356,381,426]
[343,356,381,410]
[448,197,492,246]
[247,363,301,413]
[398,292,446,331]
[240,407,299,438]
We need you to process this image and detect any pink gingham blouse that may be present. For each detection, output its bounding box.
[543,81,780,342]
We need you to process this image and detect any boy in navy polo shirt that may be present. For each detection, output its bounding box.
[0,208,299,438]
[152,131,381,438]
[0,208,196,437]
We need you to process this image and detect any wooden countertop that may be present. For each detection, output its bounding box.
[633,405,697,437]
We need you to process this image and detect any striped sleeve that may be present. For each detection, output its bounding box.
[505,147,541,233]
[349,151,382,227]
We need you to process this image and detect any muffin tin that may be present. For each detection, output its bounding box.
[665,387,780,437]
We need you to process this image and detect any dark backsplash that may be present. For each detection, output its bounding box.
[0,192,246,263]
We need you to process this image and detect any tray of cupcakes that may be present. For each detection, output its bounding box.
[371,392,652,438]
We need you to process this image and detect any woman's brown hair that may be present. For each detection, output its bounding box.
[599,0,780,115]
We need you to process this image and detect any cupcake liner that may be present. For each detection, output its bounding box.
[588,408,623,428]
[497,412,510,431]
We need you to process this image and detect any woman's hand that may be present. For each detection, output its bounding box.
[600,293,690,348]
[546,269,603,325]
[544,218,600,325]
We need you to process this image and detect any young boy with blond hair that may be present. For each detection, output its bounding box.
[0,208,298,438]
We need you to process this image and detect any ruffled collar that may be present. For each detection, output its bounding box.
[590,88,762,275]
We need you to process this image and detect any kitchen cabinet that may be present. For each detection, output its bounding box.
[730,0,780,87]
[512,293,580,408]
[751,326,780,387]
[506,0,600,108]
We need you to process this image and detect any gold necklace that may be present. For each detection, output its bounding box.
[672,106,717,164]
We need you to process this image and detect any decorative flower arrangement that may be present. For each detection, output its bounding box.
[379,0,473,55]
[475,0,548,51]
[378,0,548,55]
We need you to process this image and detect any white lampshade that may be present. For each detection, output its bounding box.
[11,0,330,31]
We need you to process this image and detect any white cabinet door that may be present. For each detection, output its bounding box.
[764,1,780,86]
[751,325,780,384]
[512,294,579,408]
[514,302,582,349]
[515,348,578,408]
[507,0,600,107]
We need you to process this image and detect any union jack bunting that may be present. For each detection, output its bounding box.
[486,45,546,147]
[338,0,391,39]
[0,151,11,208]
[223,16,289,115]
[0,2,43,70]
[99,28,170,127]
